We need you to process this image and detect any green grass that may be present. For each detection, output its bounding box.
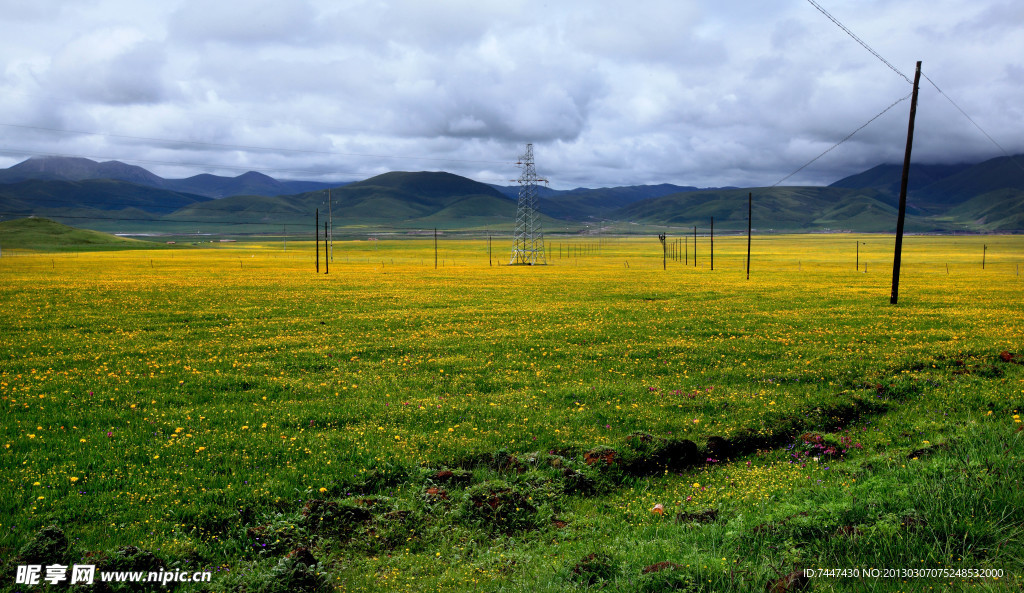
[0,234,1022,591]
[0,217,169,252]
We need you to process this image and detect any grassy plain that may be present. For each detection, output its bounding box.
[1,234,1022,592]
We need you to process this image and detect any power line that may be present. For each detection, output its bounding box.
[771,92,912,187]
[805,0,912,85]
[921,72,1024,174]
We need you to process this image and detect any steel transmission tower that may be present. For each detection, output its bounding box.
[509,143,547,265]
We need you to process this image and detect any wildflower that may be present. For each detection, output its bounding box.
[70,476,79,482]
[319,487,327,493]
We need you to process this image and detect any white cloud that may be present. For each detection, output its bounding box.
[45,28,170,105]
[168,0,317,45]
[0,0,1021,188]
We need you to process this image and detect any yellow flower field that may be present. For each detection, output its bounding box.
[1,234,1021,591]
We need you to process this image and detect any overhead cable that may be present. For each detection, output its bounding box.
[771,92,912,187]
[805,0,912,84]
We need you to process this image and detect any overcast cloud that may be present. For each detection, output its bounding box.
[0,0,1021,188]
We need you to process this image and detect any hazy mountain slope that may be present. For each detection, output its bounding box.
[0,156,340,199]
[910,155,1024,208]
[0,156,168,187]
[0,179,211,214]
[829,163,970,197]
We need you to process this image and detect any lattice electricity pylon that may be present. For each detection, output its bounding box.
[509,143,547,265]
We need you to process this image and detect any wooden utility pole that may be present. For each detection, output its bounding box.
[694,226,697,267]
[328,189,333,262]
[710,217,714,271]
[659,233,667,270]
[315,208,319,273]
[746,192,752,280]
[890,61,922,305]
[434,228,438,269]
[983,244,987,269]
[324,221,329,274]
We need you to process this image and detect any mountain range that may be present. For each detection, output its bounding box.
[0,156,340,198]
[0,154,1022,233]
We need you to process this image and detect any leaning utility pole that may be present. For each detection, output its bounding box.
[890,61,922,305]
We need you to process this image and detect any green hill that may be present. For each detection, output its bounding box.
[167,194,307,219]
[943,188,1024,231]
[537,184,701,220]
[611,186,938,232]
[0,179,210,214]
[829,163,970,198]
[154,172,519,231]
[910,155,1024,209]
[2,161,1019,234]
[829,155,1024,217]
[290,171,516,225]
[0,217,155,251]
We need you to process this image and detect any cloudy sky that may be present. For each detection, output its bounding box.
[1,0,1021,189]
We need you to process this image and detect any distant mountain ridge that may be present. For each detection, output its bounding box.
[164,171,518,227]
[618,153,1024,232]
[829,155,1024,212]
[0,153,1021,233]
[0,179,211,216]
[0,156,343,198]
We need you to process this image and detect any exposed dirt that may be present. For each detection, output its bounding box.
[675,509,718,524]
[584,447,617,466]
[642,561,684,574]
[765,570,810,593]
